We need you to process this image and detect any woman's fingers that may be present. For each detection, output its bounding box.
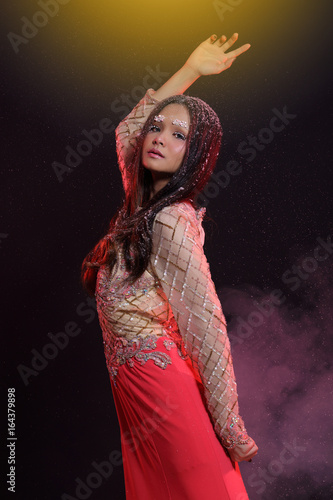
[207,32,238,48]
[219,32,239,50]
[217,35,227,45]
[208,34,227,45]
[229,439,258,462]
[198,33,250,74]
[207,33,250,59]
[226,43,251,59]
[245,442,258,460]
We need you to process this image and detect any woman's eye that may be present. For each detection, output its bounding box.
[174,132,186,140]
[148,125,186,140]
[149,125,160,132]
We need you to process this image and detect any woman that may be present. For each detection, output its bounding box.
[82,33,258,499]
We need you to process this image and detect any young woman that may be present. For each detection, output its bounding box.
[82,33,258,500]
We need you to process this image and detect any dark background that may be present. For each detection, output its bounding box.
[2,1,333,499]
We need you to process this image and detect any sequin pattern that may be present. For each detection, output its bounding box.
[104,335,183,387]
[97,88,251,450]
[97,253,153,307]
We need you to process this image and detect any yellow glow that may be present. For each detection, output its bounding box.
[9,0,327,109]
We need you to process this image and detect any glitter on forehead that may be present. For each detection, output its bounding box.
[153,114,188,129]
[154,115,165,122]
[172,119,188,129]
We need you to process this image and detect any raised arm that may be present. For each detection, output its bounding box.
[150,202,258,462]
[153,32,250,100]
[115,33,251,191]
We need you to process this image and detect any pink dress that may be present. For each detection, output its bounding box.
[95,88,251,499]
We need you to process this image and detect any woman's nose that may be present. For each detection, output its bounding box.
[153,133,164,146]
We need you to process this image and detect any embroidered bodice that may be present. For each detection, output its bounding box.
[95,88,250,450]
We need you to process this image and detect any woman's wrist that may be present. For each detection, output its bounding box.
[182,62,201,80]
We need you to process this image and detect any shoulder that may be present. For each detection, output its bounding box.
[155,200,202,221]
[154,201,196,228]
[153,201,204,243]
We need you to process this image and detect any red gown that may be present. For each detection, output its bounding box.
[95,89,251,499]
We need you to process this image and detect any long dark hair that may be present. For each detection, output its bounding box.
[81,93,222,296]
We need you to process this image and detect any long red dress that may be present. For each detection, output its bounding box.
[95,89,251,499]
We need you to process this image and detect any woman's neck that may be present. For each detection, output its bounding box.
[149,173,173,199]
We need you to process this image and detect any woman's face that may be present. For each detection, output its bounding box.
[141,104,190,176]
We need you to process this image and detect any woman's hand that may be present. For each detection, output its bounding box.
[228,437,258,463]
[184,33,251,78]
[152,33,250,101]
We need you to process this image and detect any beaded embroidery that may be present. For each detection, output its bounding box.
[104,335,187,387]
[221,416,251,449]
[96,251,157,310]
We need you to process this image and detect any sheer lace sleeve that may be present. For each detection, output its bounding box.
[115,88,160,194]
[150,202,251,450]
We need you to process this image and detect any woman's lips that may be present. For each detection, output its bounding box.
[147,148,164,158]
